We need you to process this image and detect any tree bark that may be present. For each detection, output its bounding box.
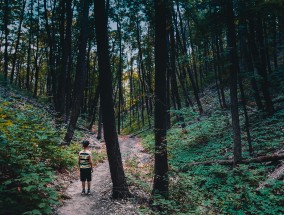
[88,84,100,130]
[43,0,53,99]
[225,0,242,165]
[26,0,34,91]
[3,0,9,85]
[255,15,274,114]
[216,35,227,108]
[169,12,185,128]
[136,18,152,128]
[211,35,223,108]
[238,2,263,111]
[94,0,129,199]
[33,6,41,98]
[248,15,274,113]
[97,103,102,140]
[117,16,123,134]
[57,0,73,121]
[10,0,26,84]
[174,4,203,113]
[153,0,169,198]
[64,0,89,144]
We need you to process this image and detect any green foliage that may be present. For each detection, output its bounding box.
[91,150,106,165]
[125,157,152,193]
[140,101,284,214]
[0,94,78,214]
[166,164,284,215]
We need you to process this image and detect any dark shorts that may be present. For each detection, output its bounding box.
[80,168,92,181]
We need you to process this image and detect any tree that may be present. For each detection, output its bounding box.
[56,0,73,121]
[94,0,129,198]
[64,0,90,144]
[225,0,242,164]
[25,0,34,91]
[10,0,26,84]
[153,0,169,198]
[3,0,9,85]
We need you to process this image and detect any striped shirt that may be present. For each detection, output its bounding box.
[79,150,92,169]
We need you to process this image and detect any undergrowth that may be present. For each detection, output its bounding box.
[0,88,96,215]
[137,100,284,214]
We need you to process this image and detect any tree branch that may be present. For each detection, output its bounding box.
[181,154,284,171]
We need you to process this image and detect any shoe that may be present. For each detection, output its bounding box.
[81,189,85,195]
[87,189,91,195]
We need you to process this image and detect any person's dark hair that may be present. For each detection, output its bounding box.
[82,140,90,148]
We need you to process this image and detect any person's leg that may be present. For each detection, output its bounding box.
[87,181,91,190]
[82,181,86,189]
[87,169,92,194]
[81,169,86,194]
[87,181,91,195]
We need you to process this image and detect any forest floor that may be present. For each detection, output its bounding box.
[55,135,151,215]
[2,75,283,214]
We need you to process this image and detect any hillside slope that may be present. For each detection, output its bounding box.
[138,86,284,214]
[0,87,103,215]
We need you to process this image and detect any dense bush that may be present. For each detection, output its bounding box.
[0,95,78,215]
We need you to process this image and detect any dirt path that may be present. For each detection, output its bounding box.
[55,136,151,215]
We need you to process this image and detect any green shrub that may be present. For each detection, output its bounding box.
[0,97,78,214]
[141,102,284,214]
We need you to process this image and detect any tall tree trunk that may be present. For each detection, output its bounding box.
[136,18,152,128]
[255,15,274,114]
[129,57,134,128]
[64,0,89,144]
[247,14,273,113]
[49,0,57,103]
[26,0,34,91]
[225,0,242,164]
[117,17,123,134]
[97,103,102,140]
[174,6,203,113]
[238,75,253,156]
[271,15,278,70]
[33,56,41,98]
[88,84,100,130]
[188,24,200,93]
[57,0,73,121]
[94,0,129,199]
[211,35,223,108]
[43,0,53,98]
[238,0,263,110]
[64,1,73,119]
[176,62,194,108]
[216,35,227,108]
[10,0,26,84]
[238,1,254,156]
[153,0,169,198]
[166,48,171,129]
[65,51,73,121]
[263,22,272,74]
[169,15,185,128]
[3,0,9,85]
[33,5,41,98]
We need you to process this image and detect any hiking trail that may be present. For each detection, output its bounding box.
[55,136,151,215]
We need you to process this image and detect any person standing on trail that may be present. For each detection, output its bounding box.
[78,140,93,195]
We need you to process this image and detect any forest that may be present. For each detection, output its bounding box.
[0,0,284,214]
